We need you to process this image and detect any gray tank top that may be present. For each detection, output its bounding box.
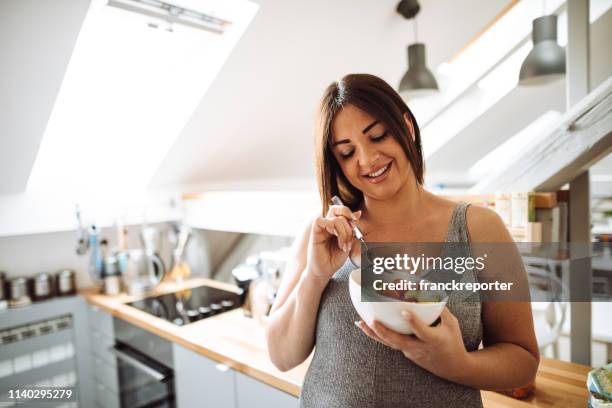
[300,202,483,408]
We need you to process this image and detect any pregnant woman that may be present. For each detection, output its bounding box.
[265,74,539,407]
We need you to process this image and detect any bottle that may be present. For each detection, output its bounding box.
[511,192,535,229]
[494,192,512,227]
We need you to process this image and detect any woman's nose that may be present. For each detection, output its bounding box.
[357,146,380,168]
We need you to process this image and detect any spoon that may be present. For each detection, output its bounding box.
[330,196,374,265]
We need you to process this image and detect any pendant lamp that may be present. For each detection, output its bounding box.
[519,14,566,86]
[399,43,439,97]
[396,0,438,98]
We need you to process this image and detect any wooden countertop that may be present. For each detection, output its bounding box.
[81,279,590,407]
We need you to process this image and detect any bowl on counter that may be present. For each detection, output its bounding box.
[348,269,447,334]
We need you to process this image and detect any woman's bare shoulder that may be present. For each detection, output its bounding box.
[425,192,460,216]
[465,204,513,243]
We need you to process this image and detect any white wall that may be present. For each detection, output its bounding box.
[0,224,138,289]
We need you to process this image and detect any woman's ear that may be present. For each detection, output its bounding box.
[403,113,415,142]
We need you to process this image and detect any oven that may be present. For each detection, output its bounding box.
[113,318,175,408]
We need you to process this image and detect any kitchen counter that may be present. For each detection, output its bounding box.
[81,278,590,407]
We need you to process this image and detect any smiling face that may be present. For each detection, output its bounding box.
[331,104,416,201]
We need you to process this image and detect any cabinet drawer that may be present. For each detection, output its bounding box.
[235,372,299,408]
[174,345,236,408]
[88,305,114,338]
[93,356,119,393]
[94,382,120,408]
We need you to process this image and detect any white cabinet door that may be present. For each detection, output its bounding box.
[173,345,236,408]
[235,372,299,408]
[88,305,120,408]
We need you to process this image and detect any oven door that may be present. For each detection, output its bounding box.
[111,342,175,408]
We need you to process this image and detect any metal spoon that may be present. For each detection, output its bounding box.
[330,196,374,265]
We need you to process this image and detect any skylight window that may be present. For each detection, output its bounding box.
[27,0,258,201]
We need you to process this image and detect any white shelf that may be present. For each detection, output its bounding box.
[182,190,320,237]
[592,225,612,235]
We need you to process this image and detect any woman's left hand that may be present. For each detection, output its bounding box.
[356,307,470,381]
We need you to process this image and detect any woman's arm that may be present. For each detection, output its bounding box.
[453,301,540,389]
[265,220,328,372]
[266,205,358,372]
[458,205,540,389]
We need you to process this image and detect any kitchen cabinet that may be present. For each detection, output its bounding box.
[235,372,299,408]
[173,344,299,408]
[0,296,94,407]
[174,344,236,408]
[87,304,120,408]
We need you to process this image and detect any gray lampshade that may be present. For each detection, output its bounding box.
[399,43,439,98]
[519,14,566,86]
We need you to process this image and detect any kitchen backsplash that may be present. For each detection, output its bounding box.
[0,224,293,290]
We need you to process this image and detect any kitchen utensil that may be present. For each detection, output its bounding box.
[330,196,373,265]
[33,272,54,301]
[88,225,104,282]
[56,269,77,296]
[349,269,446,334]
[74,205,89,255]
[9,277,32,307]
[169,226,191,282]
[119,249,166,295]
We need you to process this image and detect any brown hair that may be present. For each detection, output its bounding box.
[315,73,424,216]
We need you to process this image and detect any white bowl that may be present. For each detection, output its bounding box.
[349,269,447,335]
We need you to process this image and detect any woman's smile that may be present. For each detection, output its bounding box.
[363,160,393,184]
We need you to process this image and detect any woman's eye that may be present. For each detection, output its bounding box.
[340,150,354,159]
[371,131,388,143]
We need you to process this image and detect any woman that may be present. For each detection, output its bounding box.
[265,74,539,407]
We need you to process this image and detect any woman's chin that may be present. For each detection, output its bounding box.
[361,181,403,200]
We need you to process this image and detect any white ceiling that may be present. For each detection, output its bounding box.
[147,0,509,188]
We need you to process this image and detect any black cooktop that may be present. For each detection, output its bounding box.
[128,285,242,326]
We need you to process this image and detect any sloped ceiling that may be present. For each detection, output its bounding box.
[426,7,612,188]
[425,81,567,187]
[0,0,90,193]
[2,1,609,196]
[148,0,510,188]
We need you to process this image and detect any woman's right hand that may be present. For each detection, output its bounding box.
[306,205,362,281]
